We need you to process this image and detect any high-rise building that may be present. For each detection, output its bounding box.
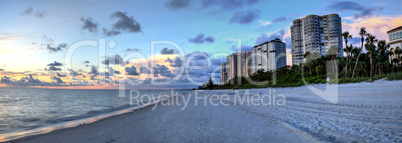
[268,38,287,70]
[221,38,287,84]
[226,53,238,80]
[220,63,227,85]
[238,51,252,77]
[291,14,343,66]
[251,38,287,72]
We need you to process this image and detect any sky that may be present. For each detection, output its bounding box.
[0,0,401,89]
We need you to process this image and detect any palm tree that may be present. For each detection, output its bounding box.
[377,40,389,74]
[304,52,311,62]
[327,45,339,74]
[377,40,389,57]
[316,65,324,76]
[352,27,367,78]
[207,77,214,89]
[364,33,377,77]
[395,48,402,66]
[342,31,352,78]
[346,44,353,73]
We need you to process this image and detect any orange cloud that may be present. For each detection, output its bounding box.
[342,15,402,42]
[286,49,292,66]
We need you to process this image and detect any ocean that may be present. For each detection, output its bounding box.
[0,88,190,139]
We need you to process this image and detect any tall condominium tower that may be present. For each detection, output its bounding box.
[251,38,287,73]
[221,38,287,84]
[220,63,227,85]
[226,53,238,80]
[291,14,343,66]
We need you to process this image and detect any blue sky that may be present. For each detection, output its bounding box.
[0,0,401,89]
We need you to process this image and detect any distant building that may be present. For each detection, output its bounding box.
[225,52,251,82]
[388,26,402,64]
[220,63,227,85]
[291,14,343,65]
[202,81,209,88]
[226,53,238,80]
[251,38,287,72]
[238,51,252,77]
[221,38,287,84]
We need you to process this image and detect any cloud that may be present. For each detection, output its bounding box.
[326,1,382,19]
[153,64,175,77]
[0,76,12,83]
[46,43,67,53]
[204,36,215,43]
[22,7,47,18]
[230,45,253,52]
[102,55,125,66]
[41,34,54,42]
[165,0,191,10]
[80,17,98,33]
[184,51,210,66]
[271,16,292,23]
[47,61,63,66]
[165,57,183,67]
[83,61,90,67]
[51,76,64,83]
[40,34,67,53]
[103,11,142,36]
[108,67,121,74]
[201,0,261,11]
[125,48,140,52]
[34,10,47,18]
[258,20,272,26]
[284,36,291,50]
[342,16,402,43]
[229,9,260,25]
[0,74,72,87]
[89,65,98,75]
[90,75,96,80]
[56,72,66,77]
[67,69,82,77]
[45,62,63,71]
[139,66,149,74]
[102,28,121,36]
[255,29,286,45]
[142,78,152,84]
[23,7,33,15]
[0,69,4,71]
[125,65,139,75]
[45,66,61,71]
[160,47,177,55]
[188,33,215,44]
[23,74,42,84]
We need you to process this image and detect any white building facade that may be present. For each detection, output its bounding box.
[251,38,287,72]
[221,38,287,84]
[291,14,343,65]
[388,26,402,63]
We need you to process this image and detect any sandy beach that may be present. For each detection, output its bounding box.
[8,93,312,143]
[6,80,402,142]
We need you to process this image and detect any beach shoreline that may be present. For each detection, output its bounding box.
[4,90,314,143]
[3,80,402,142]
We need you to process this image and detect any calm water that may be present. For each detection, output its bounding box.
[0,88,189,135]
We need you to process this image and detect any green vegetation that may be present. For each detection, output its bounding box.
[199,27,402,90]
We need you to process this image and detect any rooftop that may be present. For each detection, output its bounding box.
[387,26,402,33]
